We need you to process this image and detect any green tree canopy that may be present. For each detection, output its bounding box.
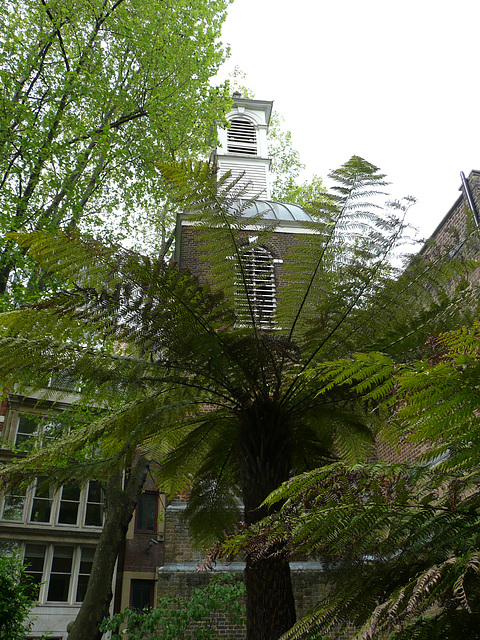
[268,113,326,206]
[267,111,305,201]
[0,157,471,640]
[0,0,231,307]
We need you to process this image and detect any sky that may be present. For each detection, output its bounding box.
[217,0,480,240]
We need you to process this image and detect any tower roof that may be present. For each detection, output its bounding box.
[227,97,273,126]
[229,199,312,223]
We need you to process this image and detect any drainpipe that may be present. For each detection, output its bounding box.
[460,171,480,227]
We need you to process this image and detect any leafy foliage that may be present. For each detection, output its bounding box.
[225,324,480,639]
[0,552,40,640]
[278,175,328,209]
[0,0,231,307]
[100,575,246,640]
[0,157,472,639]
[267,111,305,202]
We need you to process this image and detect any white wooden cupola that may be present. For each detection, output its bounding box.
[216,92,273,199]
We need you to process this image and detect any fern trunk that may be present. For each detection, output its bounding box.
[239,400,296,640]
[244,553,295,640]
[67,457,149,640]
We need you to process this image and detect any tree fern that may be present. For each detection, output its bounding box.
[0,158,475,640]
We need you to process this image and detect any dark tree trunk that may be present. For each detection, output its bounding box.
[67,456,149,640]
[244,553,296,640]
[238,399,297,640]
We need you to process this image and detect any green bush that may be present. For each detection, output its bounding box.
[100,575,246,640]
[0,553,38,640]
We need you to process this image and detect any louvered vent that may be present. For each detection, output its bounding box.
[236,247,276,328]
[227,118,257,155]
[217,161,267,198]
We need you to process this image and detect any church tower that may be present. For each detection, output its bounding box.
[175,93,312,278]
[215,91,273,199]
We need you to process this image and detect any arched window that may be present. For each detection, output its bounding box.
[227,117,257,155]
[236,247,276,327]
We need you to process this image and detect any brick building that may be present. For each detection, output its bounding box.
[374,169,480,466]
[425,170,480,256]
[0,388,104,638]
[0,391,167,638]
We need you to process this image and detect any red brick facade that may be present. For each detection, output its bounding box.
[177,223,301,286]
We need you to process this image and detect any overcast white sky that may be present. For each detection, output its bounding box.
[217,0,480,239]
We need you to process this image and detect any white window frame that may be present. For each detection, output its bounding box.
[21,542,96,604]
[0,480,104,528]
[1,410,64,451]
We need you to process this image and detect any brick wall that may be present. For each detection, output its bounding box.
[163,501,205,565]
[161,499,355,638]
[122,536,164,573]
[375,434,431,465]
[157,571,246,640]
[373,172,480,468]
[157,569,353,640]
[121,459,165,573]
[178,224,301,286]
[427,171,480,251]
[421,171,480,287]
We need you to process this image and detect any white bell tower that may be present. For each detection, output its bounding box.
[216,92,273,199]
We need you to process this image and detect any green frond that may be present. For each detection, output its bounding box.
[233,451,480,639]
[146,411,235,496]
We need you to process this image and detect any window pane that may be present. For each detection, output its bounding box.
[84,503,102,526]
[62,485,80,501]
[48,574,71,602]
[30,482,54,523]
[87,482,102,503]
[30,498,52,522]
[76,547,95,602]
[79,547,95,574]
[24,544,46,575]
[47,546,73,602]
[15,415,39,450]
[51,550,73,573]
[58,501,78,524]
[24,544,46,599]
[130,580,154,610]
[1,487,26,521]
[76,574,89,603]
[84,482,104,526]
[58,485,80,525]
[136,494,157,532]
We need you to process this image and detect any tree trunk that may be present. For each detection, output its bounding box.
[67,456,149,640]
[244,553,296,640]
[238,400,297,640]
